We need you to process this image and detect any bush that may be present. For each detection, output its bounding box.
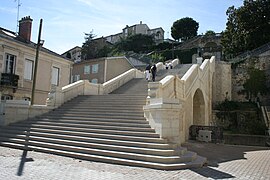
[214,100,267,135]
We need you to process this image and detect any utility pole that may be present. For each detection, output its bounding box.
[31,19,43,105]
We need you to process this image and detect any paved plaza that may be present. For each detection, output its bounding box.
[0,141,269,180]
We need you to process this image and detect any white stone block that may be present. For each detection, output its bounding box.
[197,130,212,142]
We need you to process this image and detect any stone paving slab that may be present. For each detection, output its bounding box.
[0,141,269,180]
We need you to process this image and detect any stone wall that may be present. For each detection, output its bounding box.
[212,62,232,105]
[0,100,53,126]
[231,55,270,102]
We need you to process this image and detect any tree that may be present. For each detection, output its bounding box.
[115,34,154,53]
[66,52,71,59]
[243,68,268,101]
[171,17,199,41]
[222,0,270,57]
[81,31,97,60]
[82,31,112,59]
[205,30,215,36]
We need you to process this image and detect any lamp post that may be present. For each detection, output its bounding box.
[31,19,43,105]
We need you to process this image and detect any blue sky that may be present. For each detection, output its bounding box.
[0,0,243,54]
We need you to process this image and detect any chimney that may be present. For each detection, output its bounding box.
[19,16,33,42]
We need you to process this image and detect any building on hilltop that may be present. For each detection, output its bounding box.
[0,16,73,104]
[72,56,134,84]
[62,46,82,63]
[64,37,113,62]
[105,21,164,44]
[176,33,223,62]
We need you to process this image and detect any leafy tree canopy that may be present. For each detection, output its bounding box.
[81,31,97,60]
[205,30,216,36]
[82,31,112,59]
[115,34,155,53]
[243,68,268,100]
[171,17,199,41]
[221,0,270,57]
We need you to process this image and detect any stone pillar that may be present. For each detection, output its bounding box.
[46,87,63,108]
[146,82,161,105]
[144,98,182,145]
[54,87,64,107]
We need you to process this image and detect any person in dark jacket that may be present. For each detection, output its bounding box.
[151,64,157,82]
[145,64,151,81]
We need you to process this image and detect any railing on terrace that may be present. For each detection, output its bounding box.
[229,42,270,63]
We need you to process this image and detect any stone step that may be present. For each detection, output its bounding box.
[65,100,145,105]
[72,96,147,99]
[0,142,205,170]
[20,118,151,128]
[61,104,144,109]
[7,124,160,138]
[0,127,165,144]
[53,108,144,114]
[0,133,176,156]
[0,76,208,170]
[73,96,146,99]
[33,116,149,124]
[47,112,145,118]
[41,114,146,121]
[13,121,155,133]
[0,130,173,150]
[0,137,194,164]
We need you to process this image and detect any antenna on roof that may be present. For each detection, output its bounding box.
[15,0,21,33]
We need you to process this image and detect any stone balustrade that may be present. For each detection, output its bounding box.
[144,57,215,145]
[0,100,53,126]
[46,68,145,107]
[155,59,179,71]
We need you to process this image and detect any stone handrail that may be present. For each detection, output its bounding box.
[144,56,215,144]
[171,58,179,67]
[47,68,144,107]
[156,62,164,72]
[261,106,270,129]
[147,75,175,101]
[147,57,215,102]
[155,58,179,72]
[181,57,215,97]
[103,68,144,94]
[159,75,175,99]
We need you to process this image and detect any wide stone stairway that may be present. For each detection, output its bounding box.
[0,78,206,170]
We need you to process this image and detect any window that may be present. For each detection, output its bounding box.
[91,79,98,84]
[92,64,99,73]
[51,67,60,86]
[5,53,16,74]
[1,95,13,101]
[84,65,90,74]
[24,59,33,80]
[74,75,80,82]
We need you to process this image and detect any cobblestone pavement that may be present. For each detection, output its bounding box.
[0,141,269,180]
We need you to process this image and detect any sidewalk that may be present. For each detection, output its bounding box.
[0,141,269,180]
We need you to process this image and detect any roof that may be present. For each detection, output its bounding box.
[0,26,72,62]
[148,27,165,32]
[61,46,82,55]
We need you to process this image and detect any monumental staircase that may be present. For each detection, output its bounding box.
[0,75,206,170]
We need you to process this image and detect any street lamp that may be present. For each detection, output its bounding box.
[31,19,43,105]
